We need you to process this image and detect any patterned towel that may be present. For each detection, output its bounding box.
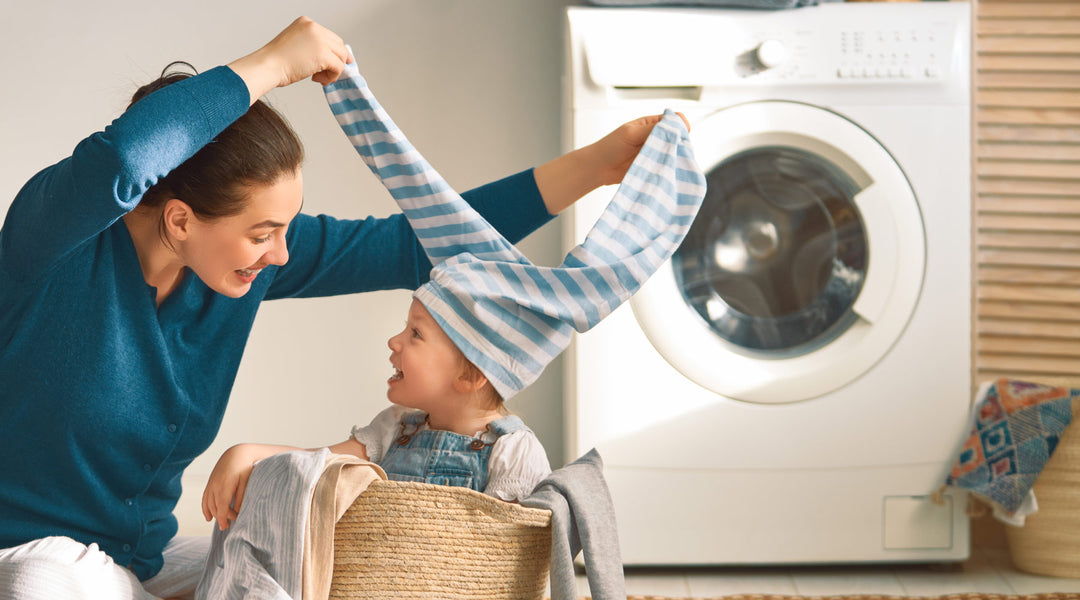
[946,379,1079,517]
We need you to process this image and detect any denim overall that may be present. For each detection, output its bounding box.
[379,411,528,492]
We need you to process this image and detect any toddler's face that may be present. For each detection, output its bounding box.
[385,298,465,411]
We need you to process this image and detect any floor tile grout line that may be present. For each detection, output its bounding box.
[893,568,911,596]
[978,544,1019,594]
[786,565,803,595]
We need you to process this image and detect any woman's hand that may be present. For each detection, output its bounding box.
[589,113,691,187]
[228,16,351,104]
[533,113,690,214]
[201,443,288,530]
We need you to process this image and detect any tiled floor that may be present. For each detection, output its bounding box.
[573,543,1080,597]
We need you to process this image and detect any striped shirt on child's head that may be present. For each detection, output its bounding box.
[324,56,706,399]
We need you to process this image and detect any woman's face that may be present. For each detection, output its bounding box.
[386,298,466,412]
[179,170,304,298]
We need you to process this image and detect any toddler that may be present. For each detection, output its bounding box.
[203,294,547,528]
[201,52,706,530]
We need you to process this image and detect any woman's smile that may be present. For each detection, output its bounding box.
[235,266,264,284]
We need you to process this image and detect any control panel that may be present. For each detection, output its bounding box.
[737,20,957,84]
[568,4,968,95]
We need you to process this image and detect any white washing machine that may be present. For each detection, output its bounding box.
[563,2,971,565]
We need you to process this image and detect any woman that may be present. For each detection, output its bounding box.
[0,15,668,600]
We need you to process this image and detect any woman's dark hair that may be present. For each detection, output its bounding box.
[131,61,304,223]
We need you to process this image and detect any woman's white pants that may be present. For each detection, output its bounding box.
[0,536,208,600]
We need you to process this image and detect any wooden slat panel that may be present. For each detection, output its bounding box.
[976,107,1080,125]
[978,232,1080,250]
[977,20,1080,36]
[975,371,1080,388]
[979,335,1080,356]
[978,71,1080,90]
[978,143,1080,161]
[977,354,1080,373]
[979,300,1080,321]
[975,160,1080,179]
[959,4,1080,391]
[979,124,1080,143]
[978,282,1080,302]
[979,318,1080,338]
[980,90,1080,109]
[978,197,1080,213]
[977,213,1080,231]
[978,178,1080,196]
[977,55,1080,71]
[978,266,1080,285]
[979,3,1080,18]
[979,38,1080,54]
[977,250,1080,269]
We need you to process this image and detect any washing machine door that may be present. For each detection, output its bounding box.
[631,101,925,404]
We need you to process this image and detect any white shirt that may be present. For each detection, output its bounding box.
[350,405,552,502]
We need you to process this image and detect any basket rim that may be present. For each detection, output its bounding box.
[355,479,552,524]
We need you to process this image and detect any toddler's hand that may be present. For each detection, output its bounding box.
[201,443,262,530]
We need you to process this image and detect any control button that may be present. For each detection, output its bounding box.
[926,65,942,78]
[862,67,874,78]
[754,39,789,70]
[888,67,900,78]
[167,424,178,433]
[901,66,916,79]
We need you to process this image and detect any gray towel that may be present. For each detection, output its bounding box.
[521,449,625,600]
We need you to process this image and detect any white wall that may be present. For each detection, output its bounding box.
[1,0,576,536]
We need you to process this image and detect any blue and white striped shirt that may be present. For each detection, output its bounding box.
[325,59,706,399]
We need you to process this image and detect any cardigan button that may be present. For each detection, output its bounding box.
[122,544,132,553]
[167,424,178,433]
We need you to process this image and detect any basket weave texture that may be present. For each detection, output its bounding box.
[1006,397,1080,578]
[329,479,553,599]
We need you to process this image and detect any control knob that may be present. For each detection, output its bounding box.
[754,39,789,70]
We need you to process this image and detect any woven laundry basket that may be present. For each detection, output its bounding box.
[328,479,552,599]
[1005,396,1080,577]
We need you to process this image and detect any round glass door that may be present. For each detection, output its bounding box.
[629,101,925,404]
[675,146,868,358]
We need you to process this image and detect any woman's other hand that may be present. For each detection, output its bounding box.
[588,112,691,187]
[228,16,352,104]
[534,112,690,215]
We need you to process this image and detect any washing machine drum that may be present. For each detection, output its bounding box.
[630,101,926,404]
[678,146,867,357]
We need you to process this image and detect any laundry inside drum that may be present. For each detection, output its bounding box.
[673,146,869,357]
